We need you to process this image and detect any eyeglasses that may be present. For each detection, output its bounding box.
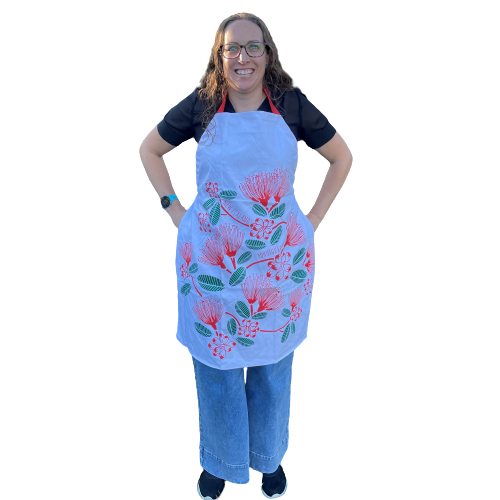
[220,42,267,59]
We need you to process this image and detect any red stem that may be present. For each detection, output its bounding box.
[267,202,279,213]
[225,312,241,326]
[191,276,202,297]
[246,258,273,269]
[260,319,291,333]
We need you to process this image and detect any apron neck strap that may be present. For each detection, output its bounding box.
[216,87,281,115]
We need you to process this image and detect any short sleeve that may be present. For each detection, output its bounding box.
[295,88,336,149]
[157,89,198,147]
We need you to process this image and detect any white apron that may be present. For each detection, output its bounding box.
[174,88,315,370]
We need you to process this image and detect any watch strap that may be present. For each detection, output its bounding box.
[161,194,178,209]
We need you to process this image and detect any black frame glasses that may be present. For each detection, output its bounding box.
[220,42,268,59]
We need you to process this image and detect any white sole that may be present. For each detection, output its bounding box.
[261,479,288,498]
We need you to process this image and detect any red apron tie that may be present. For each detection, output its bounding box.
[216,87,280,115]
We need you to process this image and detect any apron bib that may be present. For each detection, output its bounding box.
[174,88,315,370]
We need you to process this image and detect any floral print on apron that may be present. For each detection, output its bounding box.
[174,88,315,370]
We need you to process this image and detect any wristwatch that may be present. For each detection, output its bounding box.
[161,194,178,210]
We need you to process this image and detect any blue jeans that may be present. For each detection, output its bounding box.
[192,351,294,484]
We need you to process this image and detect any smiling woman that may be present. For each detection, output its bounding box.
[197,13,294,132]
[139,11,353,500]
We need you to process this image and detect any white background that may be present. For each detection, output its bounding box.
[1,1,499,499]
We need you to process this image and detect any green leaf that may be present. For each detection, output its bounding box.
[227,318,237,335]
[180,283,191,296]
[270,225,283,245]
[219,190,237,200]
[291,322,296,334]
[203,198,216,210]
[282,308,291,317]
[293,247,306,266]
[269,203,285,219]
[252,204,267,217]
[229,266,246,287]
[209,202,220,225]
[252,312,267,320]
[197,274,225,292]
[281,324,291,343]
[235,301,250,319]
[245,239,266,250]
[237,251,252,264]
[291,269,308,284]
[188,263,198,273]
[236,337,255,347]
[195,322,213,337]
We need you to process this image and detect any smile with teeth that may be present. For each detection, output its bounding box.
[235,69,254,75]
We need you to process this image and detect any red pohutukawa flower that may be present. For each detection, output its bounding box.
[214,224,244,268]
[288,287,304,311]
[303,278,314,295]
[273,168,291,203]
[180,263,190,278]
[239,170,277,208]
[238,319,260,338]
[198,233,226,269]
[208,331,236,359]
[285,212,307,247]
[267,251,292,281]
[291,307,302,322]
[250,218,275,239]
[241,274,271,305]
[198,212,211,232]
[180,241,193,267]
[256,285,285,312]
[192,297,225,330]
[205,182,219,198]
[305,242,315,275]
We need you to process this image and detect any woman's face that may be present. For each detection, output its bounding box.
[222,20,269,95]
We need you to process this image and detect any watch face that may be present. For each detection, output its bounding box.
[161,196,170,208]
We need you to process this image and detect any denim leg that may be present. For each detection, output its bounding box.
[192,356,250,484]
[246,351,294,473]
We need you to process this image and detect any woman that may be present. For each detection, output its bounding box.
[139,12,352,500]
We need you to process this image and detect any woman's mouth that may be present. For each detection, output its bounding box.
[235,69,255,77]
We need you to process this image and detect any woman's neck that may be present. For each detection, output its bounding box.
[227,86,266,113]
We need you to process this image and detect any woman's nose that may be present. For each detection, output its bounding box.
[238,47,249,63]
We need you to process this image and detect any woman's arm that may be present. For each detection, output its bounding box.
[139,127,186,228]
[307,132,353,230]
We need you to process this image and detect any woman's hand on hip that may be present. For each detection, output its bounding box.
[166,203,187,229]
[306,212,322,232]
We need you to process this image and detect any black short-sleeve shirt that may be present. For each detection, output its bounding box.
[157,87,336,150]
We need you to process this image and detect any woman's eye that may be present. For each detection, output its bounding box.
[249,45,260,50]
[228,45,238,51]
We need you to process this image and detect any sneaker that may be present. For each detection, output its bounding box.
[261,464,287,498]
[197,469,226,500]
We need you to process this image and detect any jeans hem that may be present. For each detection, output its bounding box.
[199,445,250,484]
[249,434,289,473]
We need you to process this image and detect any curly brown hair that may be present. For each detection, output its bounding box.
[197,13,294,135]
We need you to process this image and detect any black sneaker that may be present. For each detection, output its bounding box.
[197,469,226,500]
[261,464,287,498]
